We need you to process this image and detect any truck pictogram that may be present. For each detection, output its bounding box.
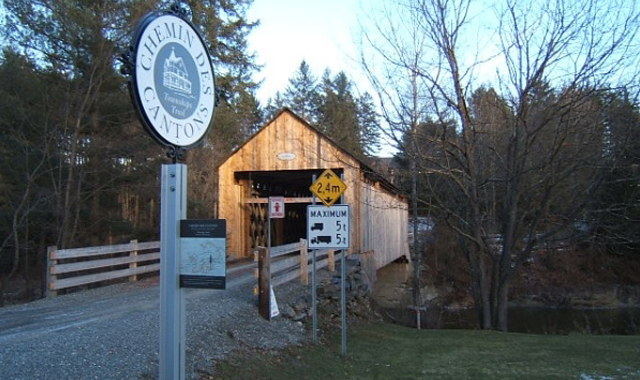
[310,236,332,244]
[310,223,324,231]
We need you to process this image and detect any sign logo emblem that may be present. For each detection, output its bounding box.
[127,11,216,150]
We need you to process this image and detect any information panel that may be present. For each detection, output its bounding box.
[307,205,350,249]
[180,219,226,289]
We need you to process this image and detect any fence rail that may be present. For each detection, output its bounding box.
[46,238,343,302]
[46,240,161,297]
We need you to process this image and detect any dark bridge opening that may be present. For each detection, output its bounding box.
[235,169,344,249]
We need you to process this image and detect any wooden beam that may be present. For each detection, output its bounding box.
[50,252,160,275]
[271,256,300,274]
[50,264,160,291]
[52,241,160,260]
[245,197,313,204]
[256,247,271,321]
[271,269,301,288]
[270,241,303,258]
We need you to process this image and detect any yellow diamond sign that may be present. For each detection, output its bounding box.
[310,169,347,207]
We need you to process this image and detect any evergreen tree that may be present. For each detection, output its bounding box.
[283,60,320,123]
[263,91,286,121]
[274,63,381,158]
[1,0,263,300]
[318,70,364,157]
[356,92,381,156]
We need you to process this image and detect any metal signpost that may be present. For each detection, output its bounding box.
[308,170,349,355]
[339,176,347,357]
[122,3,218,379]
[310,175,318,344]
[160,164,187,379]
[268,196,284,319]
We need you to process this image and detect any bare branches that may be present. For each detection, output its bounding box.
[359,0,640,330]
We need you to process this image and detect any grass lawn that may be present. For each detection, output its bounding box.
[213,323,640,380]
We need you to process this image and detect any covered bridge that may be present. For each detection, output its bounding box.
[217,108,409,270]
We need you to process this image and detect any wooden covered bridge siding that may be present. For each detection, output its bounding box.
[217,109,409,270]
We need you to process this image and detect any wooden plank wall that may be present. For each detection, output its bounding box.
[359,180,409,269]
[218,109,407,265]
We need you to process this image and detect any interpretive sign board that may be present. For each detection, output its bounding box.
[180,219,226,289]
[307,205,350,249]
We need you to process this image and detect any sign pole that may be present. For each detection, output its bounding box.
[123,6,218,380]
[340,173,347,357]
[308,169,349,350]
[160,163,187,380]
[268,200,272,254]
[311,175,318,344]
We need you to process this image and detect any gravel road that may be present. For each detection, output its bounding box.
[0,267,309,379]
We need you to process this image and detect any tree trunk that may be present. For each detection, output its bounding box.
[495,278,510,331]
[469,245,492,329]
[478,258,492,329]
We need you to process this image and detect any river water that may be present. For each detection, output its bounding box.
[372,262,640,335]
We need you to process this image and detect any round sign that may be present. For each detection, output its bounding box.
[129,11,216,149]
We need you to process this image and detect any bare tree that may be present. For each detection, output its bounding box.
[358,1,435,314]
[359,0,640,330]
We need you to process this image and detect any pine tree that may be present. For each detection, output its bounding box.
[356,92,381,156]
[318,70,364,157]
[1,0,264,298]
[283,60,321,123]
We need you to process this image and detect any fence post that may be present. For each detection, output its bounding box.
[129,240,139,282]
[46,246,57,298]
[299,239,308,285]
[257,246,271,320]
[328,249,335,272]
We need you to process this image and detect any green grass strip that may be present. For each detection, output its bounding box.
[213,323,640,380]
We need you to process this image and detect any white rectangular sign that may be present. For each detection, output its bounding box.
[269,196,285,218]
[307,205,350,249]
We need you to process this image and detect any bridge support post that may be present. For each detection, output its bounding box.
[257,246,271,320]
[46,246,58,298]
[129,240,138,282]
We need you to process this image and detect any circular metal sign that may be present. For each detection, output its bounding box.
[129,11,216,150]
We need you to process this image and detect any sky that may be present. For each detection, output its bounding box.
[246,0,368,104]
[245,0,399,155]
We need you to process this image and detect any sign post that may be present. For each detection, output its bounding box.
[266,196,284,320]
[160,164,187,379]
[122,4,218,379]
[310,175,318,344]
[308,170,350,355]
[339,175,347,356]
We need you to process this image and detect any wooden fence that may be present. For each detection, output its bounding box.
[45,238,346,304]
[254,238,344,320]
[46,240,160,297]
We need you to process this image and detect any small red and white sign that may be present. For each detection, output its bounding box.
[269,196,285,218]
